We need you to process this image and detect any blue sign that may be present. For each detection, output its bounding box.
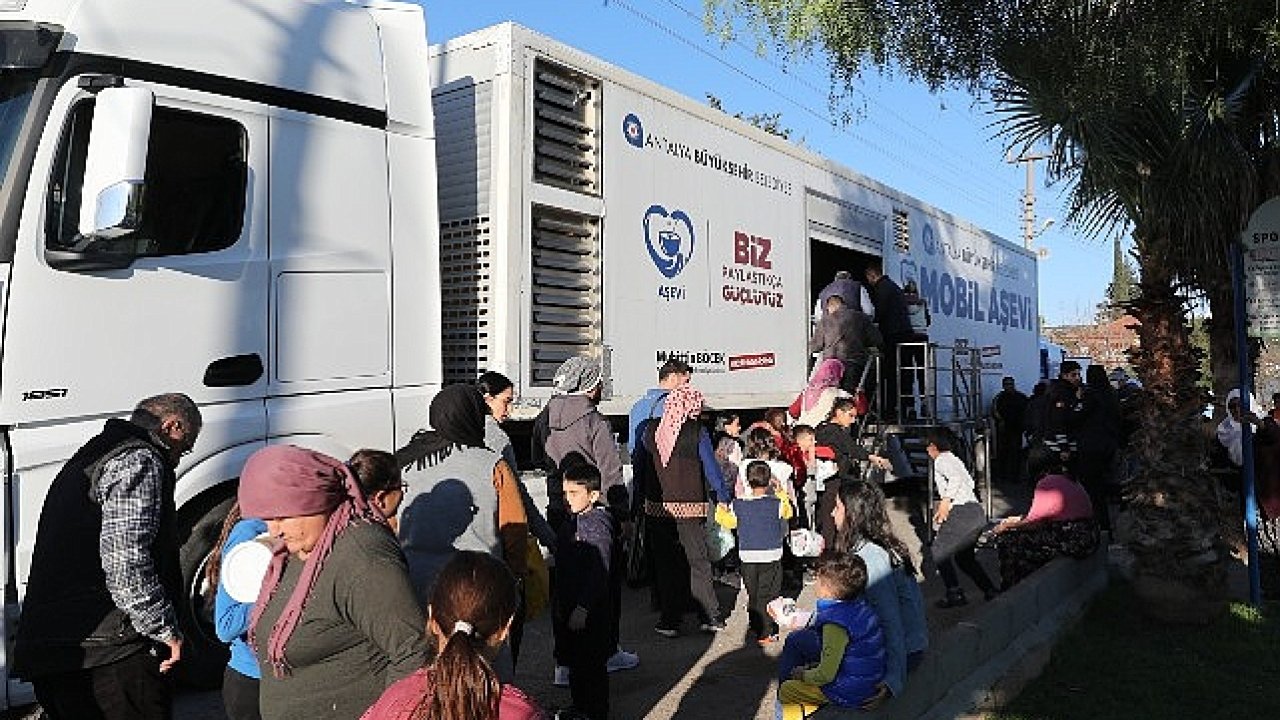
[623,113,644,148]
[643,204,696,279]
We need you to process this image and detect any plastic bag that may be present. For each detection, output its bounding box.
[707,504,736,561]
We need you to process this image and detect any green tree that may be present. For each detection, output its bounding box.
[1096,238,1138,322]
[706,92,794,140]
[705,0,1280,619]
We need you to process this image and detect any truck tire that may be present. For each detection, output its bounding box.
[174,489,237,689]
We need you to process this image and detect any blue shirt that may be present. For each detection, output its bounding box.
[627,388,669,453]
[215,517,268,679]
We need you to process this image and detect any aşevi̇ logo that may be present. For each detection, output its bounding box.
[921,223,938,256]
[643,205,696,279]
[623,113,644,148]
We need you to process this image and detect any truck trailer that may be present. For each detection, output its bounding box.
[428,23,1040,422]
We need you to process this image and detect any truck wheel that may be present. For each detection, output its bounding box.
[175,490,236,689]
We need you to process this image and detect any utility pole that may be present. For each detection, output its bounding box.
[1010,151,1050,251]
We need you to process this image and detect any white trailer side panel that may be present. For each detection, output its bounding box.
[431,24,1039,417]
[598,81,809,412]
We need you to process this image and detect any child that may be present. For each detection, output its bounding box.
[348,448,407,531]
[736,427,795,500]
[553,461,618,720]
[926,430,999,607]
[718,460,793,644]
[209,503,267,720]
[777,552,886,720]
[790,425,819,529]
[361,551,542,720]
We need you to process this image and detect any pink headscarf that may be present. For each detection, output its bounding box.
[656,384,705,467]
[802,360,845,408]
[238,445,387,677]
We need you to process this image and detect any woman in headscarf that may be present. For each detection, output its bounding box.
[238,445,428,720]
[1216,388,1280,524]
[633,383,732,636]
[396,383,528,602]
[789,359,850,428]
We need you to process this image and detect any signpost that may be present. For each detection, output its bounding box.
[1232,197,1280,606]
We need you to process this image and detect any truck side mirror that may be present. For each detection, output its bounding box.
[78,86,153,238]
[47,86,154,271]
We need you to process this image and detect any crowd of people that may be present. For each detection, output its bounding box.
[14,310,1120,720]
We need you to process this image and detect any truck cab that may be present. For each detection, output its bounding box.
[0,0,439,704]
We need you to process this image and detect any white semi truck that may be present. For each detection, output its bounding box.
[0,1,1037,704]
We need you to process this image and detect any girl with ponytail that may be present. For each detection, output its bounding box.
[362,551,545,720]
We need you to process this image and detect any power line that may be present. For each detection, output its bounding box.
[599,0,1010,213]
[653,0,1015,200]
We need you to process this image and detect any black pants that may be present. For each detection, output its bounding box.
[740,560,782,637]
[816,486,839,551]
[1076,451,1115,532]
[34,650,172,720]
[994,430,1024,481]
[510,591,527,667]
[647,515,720,626]
[222,667,262,720]
[560,613,612,719]
[932,502,996,596]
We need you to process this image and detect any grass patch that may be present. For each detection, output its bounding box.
[991,583,1280,720]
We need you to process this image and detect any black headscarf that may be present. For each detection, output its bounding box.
[395,384,489,470]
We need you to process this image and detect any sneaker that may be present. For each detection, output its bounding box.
[552,665,570,687]
[606,648,640,672]
[654,623,680,638]
[756,633,780,646]
[699,617,727,633]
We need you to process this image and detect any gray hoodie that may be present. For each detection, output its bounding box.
[545,393,624,491]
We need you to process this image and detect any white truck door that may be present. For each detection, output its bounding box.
[0,80,270,585]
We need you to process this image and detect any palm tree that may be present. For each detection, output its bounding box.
[994,3,1280,619]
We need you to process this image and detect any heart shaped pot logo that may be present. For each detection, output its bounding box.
[643,204,696,279]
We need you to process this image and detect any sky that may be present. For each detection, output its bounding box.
[420,0,1115,326]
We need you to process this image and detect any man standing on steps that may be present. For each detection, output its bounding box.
[864,261,914,420]
[14,394,202,720]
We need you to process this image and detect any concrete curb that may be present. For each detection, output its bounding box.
[815,548,1109,719]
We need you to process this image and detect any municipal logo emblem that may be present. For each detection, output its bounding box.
[623,113,644,148]
[643,205,696,279]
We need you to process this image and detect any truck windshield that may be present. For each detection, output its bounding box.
[0,71,38,185]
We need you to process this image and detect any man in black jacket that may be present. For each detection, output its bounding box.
[14,394,201,720]
[864,261,915,420]
[991,377,1030,482]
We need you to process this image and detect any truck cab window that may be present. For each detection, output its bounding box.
[0,72,38,183]
[45,99,247,258]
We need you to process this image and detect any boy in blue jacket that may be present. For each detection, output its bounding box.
[719,460,793,644]
[777,552,885,720]
[553,458,618,720]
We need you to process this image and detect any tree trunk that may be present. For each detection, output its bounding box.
[1205,284,1238,400]
[1120,243,1227,624]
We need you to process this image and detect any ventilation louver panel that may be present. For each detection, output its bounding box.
[893,209,911,254]
[530,206,601,386]
[440,216,492,385]
[533,60,600,195]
